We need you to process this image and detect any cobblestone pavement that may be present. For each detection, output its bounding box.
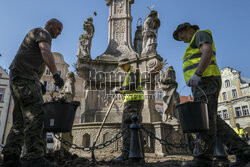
[0,151,238,167]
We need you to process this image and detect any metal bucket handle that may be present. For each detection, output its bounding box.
[179,85,208,104]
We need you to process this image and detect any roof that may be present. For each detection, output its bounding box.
[180,95,194,103]
[240,77,250,84]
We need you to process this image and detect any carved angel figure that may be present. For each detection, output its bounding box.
[141,10,160,55]
[76,17,95,60]
[58,71,76,102]
[134,25,143,54]
[159,66,180,123]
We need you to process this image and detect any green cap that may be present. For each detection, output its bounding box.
[173,22,199,41]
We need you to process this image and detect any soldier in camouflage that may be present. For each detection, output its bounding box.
[2,18,64,167]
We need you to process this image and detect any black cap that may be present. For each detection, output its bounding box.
[173,22,199,41]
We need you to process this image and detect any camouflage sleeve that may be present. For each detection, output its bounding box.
[35,28,52,46]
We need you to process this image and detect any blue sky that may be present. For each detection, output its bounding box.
[0,0,250,95]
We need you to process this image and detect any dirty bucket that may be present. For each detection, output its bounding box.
[176,87,209,133]
[44,101,80,133]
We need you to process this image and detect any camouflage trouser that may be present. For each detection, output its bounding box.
[121,100,144,157]
[2,77,45,160]
[192,76,250,160]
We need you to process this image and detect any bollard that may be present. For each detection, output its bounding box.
[129,114,143,163]
[214,137,229,167]
[214,137,228,158]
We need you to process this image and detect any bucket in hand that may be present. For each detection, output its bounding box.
[176,87,209,133]
[43,101,80,132]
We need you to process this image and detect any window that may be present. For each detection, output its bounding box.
[0,88,5,102]
[217,110,223,118]
[223,109,229,119]
[46,69,51,75]
[235,107,242,117]
[232,89,237,98]
[0,73,2,78]
[242,105,249,116]
[222,92,227,100]
[82,134,90,147]
[225,80,230,88]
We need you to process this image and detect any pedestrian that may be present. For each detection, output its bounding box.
[173,22,250,167]
[112,56,145,162]
[234,123,248,140]
[2,18,64,167]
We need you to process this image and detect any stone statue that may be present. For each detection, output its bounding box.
[76,17,95,60]
[141,10,160,55]
[57,71,76,102]
[159,66,180,123]
[134,25,143,54]
[54,71,76,151]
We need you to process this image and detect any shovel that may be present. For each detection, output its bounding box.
[91,95,117,162]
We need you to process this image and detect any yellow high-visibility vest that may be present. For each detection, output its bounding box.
[234,128,247,138]
[121,66,144,103]
[183,30,221,83]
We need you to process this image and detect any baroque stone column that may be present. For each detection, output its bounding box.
[76,0,162,124]
[97,0,137,60]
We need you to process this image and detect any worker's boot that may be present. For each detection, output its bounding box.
[230,150,250,167]
[181,157,213,167]
[2,154,22,167]
[22,157,56,167]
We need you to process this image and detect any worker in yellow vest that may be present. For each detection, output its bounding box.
[112,56,145,162]
[173,22,250,167]
[234,123,247,138]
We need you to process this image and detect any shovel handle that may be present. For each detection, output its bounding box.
[93,96,116,145]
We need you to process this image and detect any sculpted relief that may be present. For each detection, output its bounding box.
[160,66,180,123]
[77,17,95,60]
[142,10,161,55]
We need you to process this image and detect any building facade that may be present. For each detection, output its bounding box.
[218,67,250,129]
[0,66,13,145]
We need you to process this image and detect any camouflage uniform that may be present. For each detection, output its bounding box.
[121,100,144,156]
[2,77,45,160]
[2,28,51,161]
[192,76,250,160]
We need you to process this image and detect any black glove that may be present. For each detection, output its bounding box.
[40,82,46,95]
[53,73,64,89]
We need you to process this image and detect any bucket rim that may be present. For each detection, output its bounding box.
[43,101,80,106]
[176,101,208,108]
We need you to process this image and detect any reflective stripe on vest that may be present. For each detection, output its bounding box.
[234,128,246,138]
[183,30,221,83]
[121,67,144,103]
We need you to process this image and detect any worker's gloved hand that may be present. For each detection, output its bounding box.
[53,73,64,89]
[40,82,46,95]
[187,74,201,87]
[112,87,121,94]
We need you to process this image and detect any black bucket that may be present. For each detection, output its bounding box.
[43,101,80,133]
[176,87,209,133]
